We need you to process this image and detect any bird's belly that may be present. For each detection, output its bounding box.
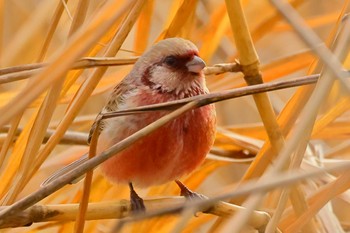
[98,104,215,187]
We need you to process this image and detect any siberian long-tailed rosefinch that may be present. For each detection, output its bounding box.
[44,37,216,210]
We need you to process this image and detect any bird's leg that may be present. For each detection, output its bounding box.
[129,182,146,213]
[175,180,208,201]
[175,180,211,215]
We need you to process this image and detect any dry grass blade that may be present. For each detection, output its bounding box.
[37,0,68,62]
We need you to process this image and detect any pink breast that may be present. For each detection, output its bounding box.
[99,91,216,187]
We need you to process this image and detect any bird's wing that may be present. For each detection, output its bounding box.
[42,80,132,187]
[87,81,129,144]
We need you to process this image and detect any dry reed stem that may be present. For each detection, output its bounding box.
[0,198,270,231]
[37,0,68,62]
[217,0,286,231]
[225,0,285,159]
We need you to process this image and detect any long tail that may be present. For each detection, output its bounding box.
[41,153,89,187]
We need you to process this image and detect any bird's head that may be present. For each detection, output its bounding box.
[132,38,207,97]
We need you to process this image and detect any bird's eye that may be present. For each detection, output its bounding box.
[164,56,177,67]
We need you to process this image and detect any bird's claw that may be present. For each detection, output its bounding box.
[175,180,210,215]
[129,183,146,213]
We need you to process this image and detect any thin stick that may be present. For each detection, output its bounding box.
[101,74,319,119]
[0,59,237,85]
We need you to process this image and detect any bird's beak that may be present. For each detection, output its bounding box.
[186,55,206,74]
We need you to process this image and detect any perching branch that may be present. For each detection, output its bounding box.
[0,197,270,231]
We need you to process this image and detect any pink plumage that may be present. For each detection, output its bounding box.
[43,38,216,197]
[97,38,216,187]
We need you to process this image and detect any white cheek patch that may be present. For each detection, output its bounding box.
[149,66,178,92]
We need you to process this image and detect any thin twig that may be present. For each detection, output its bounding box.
[101,74,319,119]
[0,59,238,85]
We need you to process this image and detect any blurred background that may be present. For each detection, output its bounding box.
[0,0,349,232]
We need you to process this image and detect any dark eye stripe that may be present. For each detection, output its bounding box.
[164,56,177,67]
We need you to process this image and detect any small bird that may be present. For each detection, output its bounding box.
[44,38,216,211]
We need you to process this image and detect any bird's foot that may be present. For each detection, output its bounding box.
[175,180,208,201]
[129,183,146,213]
[175,180,211,215]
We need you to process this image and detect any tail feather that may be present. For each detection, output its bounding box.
[41,153,89,187]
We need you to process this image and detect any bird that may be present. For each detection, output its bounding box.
[43,37,217,211]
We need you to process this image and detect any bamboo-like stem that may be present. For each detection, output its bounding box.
[215,0,286,232]
[0,198,270,231]
[225,0,284,158]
